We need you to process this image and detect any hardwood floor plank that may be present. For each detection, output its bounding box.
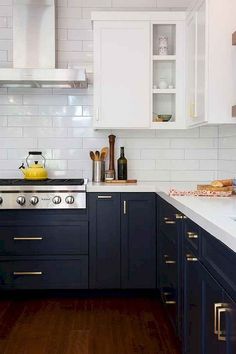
[0,296,181,354]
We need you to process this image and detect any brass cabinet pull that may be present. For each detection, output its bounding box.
[124,200,127,215]
[164,217,176,225]
[186,254,198,262]
[13,272,43,276]
[13,237,43,241]
[175,214,187,219]
[187,232,199,239]
[161,292,176,305]
[214,303,229,341]
[97,195,112,199]
[165,260,176,264]
[218,307,228,341]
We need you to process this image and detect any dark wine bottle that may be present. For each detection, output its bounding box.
[118,147,127,180]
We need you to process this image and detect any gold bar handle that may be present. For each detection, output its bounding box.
[218,307,229,341]
[164,217,176,225]
[165,260,176,264]
[97,195,112,199]
[124,201,127,215]
[175,214,187,219]
[161,292,176,305]
[13,272,43,276]
[187,232,198,239]
[13,237,43,241]
[186,254,198,262]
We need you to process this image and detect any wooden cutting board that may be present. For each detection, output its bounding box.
[105,179,137,184]
[197,184,233,192]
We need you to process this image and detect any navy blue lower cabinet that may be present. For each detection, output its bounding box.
[121,193,156,289]
[89,193,121,289]
[184,247,236,354]
[0,256,88,290]
[184,249,202,354]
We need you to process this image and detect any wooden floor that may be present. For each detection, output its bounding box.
[0,294,181,354]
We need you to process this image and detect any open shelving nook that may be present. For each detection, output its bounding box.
[151,21,185,129]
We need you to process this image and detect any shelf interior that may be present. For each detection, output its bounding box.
[153,93,176,123]
[153,60,176,89]
[153,24,176,56]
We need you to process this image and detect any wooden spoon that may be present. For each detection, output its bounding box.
[100,151,107,161]
[95,151,100,161]
[101,147,108,156]
[90,151,95,161]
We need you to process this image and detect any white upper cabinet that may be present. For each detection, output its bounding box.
[92,12,185,129]
[93,19,150,129]
[187,0,236,125]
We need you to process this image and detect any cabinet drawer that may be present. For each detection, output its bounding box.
[0,256,88,289]
[0,223,88,255]
[201,231,236,301]
[184,219,200,254]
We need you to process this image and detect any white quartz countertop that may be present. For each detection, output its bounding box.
[87,181,236,253]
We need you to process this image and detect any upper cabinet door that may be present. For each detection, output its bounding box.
[93,21,150,129]
[186,0,207,127]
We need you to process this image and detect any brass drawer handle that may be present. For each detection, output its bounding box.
[13,272,43,276]
[97,195,112,199]
[186,254,198,262]
[123,200,127,215]
[164,218,176,225]
[187,232,199,239]
[214,303,229,341]
[175,214,186,219]
[165,260,176,264]
[13,237,43,241]
[161,292,176,305]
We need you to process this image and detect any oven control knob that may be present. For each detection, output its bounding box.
[65,196,74,205]
[53,196,61,205]
[17,196,26,206]
[30,196,39,206]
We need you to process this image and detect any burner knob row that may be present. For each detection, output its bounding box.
[53,196,75,205]
[16,195,75,206]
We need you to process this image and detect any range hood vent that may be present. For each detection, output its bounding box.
[0,0,88,89]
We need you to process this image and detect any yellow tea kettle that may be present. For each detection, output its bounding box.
[19,152,48,180]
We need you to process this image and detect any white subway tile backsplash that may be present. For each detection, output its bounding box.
[170,170,216,182]
[68,95,93,106]
[38,138,83,149]
[125,138,170,149]
[57,18,92,29]
[23,127,68,138]
[171,138,217,149]
[53,149,89,160]
[8,149,52,160]
[185,149,218,160]
[23,95,68,106]
[58,40,83,51]
[57,7,82,18]
[0,50,7,61]
[141,149,185,160]
[0,105,38,115]
[37,106,83,116]
[199,160,218,171]
[8,116,53,127]
[156,159,199,171]
[53,116,92,127]
[68,29,93,41]
[0,138,37,149]
[0,95,22,104]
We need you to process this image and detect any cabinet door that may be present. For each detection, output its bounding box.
[89,193,121,289]
[184,250,202,354]
[93,21,150,129]
[121,193,156,289]
[186,1,207,127]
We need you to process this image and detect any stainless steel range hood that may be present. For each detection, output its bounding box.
[0,0,88,89]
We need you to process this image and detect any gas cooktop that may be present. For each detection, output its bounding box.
[0,178,85,186]
[0,179,87,209]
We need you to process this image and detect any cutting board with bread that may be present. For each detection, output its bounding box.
[197,179,234,195]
